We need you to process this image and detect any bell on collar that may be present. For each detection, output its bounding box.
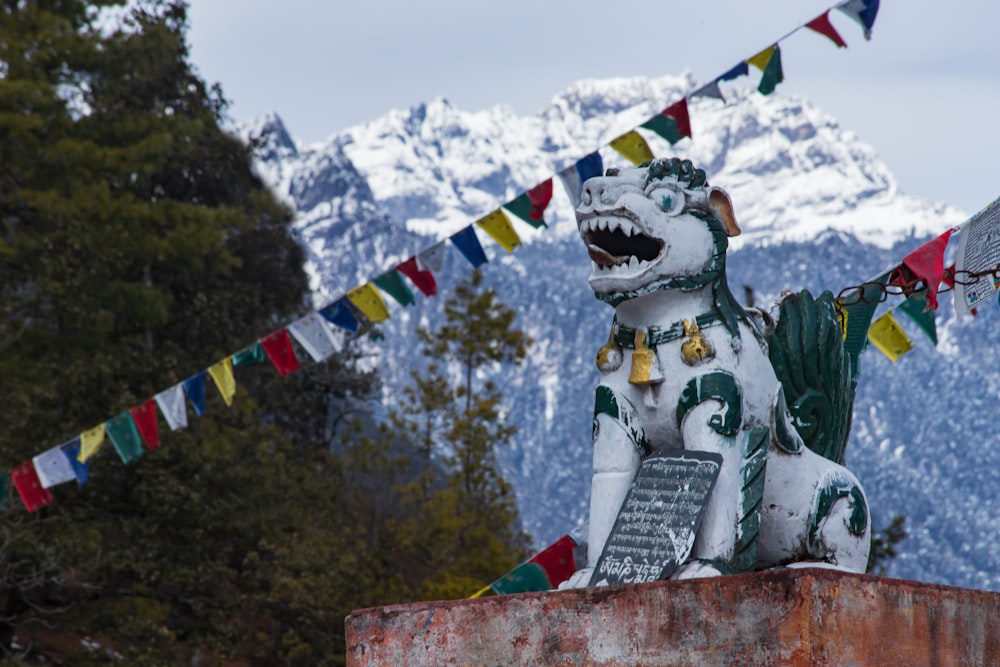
[681,319,715,366]
[596,326,623,373]
[628,330,662,385]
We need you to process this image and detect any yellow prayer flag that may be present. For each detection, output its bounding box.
[79,423,106,463]
[209,356,236,407]
[609,130,655,166]
[747,45,776,72]
[867,310,914,362]
[475,209,521,253]
[346,282,391,323]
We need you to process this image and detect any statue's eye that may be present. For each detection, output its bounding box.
[649,186,685,215]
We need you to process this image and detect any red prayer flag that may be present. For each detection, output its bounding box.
[12,462,53,512]
[129,398,161,450]
[806,12,848,48]
[396,256,438,297]
[260,329,301,376]
[664,98,692,139]
[528,534,578,587]
[890,229,952,311]
[527,179,553,222]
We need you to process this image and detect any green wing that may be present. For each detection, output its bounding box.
[766,290,855,465]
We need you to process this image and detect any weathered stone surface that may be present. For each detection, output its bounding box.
[345,569,1000,666]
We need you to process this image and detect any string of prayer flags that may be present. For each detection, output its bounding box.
[182,371,208,417]
[890,229,952,311]
[260,329,302,376]
[505,180,554,228]
[208,356,237,406]
[396,256,438,297]
[641,99,692,145]
[868,309,914,362]
[476,209,522,253]
[898,294,938,345]
[61,440,89,487]
[129,399,161,450]
[840,271,890,375]
[288,311,342,362]
[748,45,784,95]
[319,297,362,333]
[32,446,77,488]
[609,130,655,166]
[450,225,488,268]
[78,423,106,463]
[838,0,880,39]
[346,283,391,323]
[558,152,604,209]
[106,411,144,464]
[372,270,416,307]
[418,241,447,273]
[806,11,848,48]
[12,462,53,512]
[155,384,189,431]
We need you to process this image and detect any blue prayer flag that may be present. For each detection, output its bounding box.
[182,371,207,417]
[450,226,488,268]
[60,438,89,487]
[320,298,361,333]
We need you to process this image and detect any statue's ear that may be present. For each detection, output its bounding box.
[708,187,740,237]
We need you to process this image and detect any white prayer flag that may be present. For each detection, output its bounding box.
[288,311,342,362]
[32,446,77,488]
[953,197,1000,317]
[155,384,189,431]
[558,164,584,210]
[417,242,447,273]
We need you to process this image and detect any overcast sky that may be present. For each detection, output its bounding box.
[186,1,999,216]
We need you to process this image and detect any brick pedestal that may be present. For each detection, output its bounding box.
[346,568,1000,666]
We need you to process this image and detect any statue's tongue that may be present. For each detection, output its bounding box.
[588,244,623,266]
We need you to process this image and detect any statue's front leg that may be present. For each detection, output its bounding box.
[587,385,648,569]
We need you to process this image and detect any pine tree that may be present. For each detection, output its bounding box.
[0,2,381,663]
[389,269,532,600]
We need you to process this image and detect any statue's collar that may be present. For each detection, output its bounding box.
[613,311,722,349]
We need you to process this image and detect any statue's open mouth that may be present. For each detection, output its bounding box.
[581,217,664,270]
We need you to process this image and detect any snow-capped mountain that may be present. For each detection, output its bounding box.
[237,73,1000,591]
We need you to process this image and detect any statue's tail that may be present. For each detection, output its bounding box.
[766,290,855,465]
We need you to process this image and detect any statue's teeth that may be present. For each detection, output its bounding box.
[608,218,620,233]
[628,256,639,270]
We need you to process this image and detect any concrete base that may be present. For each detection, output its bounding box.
[346,568,1000,666]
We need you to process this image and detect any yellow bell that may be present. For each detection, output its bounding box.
[628,330,657,385]
[596,327,623,373]
[680,319,715,366]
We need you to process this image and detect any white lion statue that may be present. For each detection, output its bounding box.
[564,158,871,587]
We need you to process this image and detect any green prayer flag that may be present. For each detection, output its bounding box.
[489,562,552,595]
[504,193,540,228]
[372,270,415,307]
[106,411,145,464]
[641,114,684,145]
[758,45,784,95]
[842,271,890,376]
[898,294,938,345]
[0,471,8,509]
[233,341,267,367]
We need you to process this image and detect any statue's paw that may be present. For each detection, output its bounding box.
[671,560,726,581]
[558,567,596,590]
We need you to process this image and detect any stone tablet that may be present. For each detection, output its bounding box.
[590,451,722,586]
